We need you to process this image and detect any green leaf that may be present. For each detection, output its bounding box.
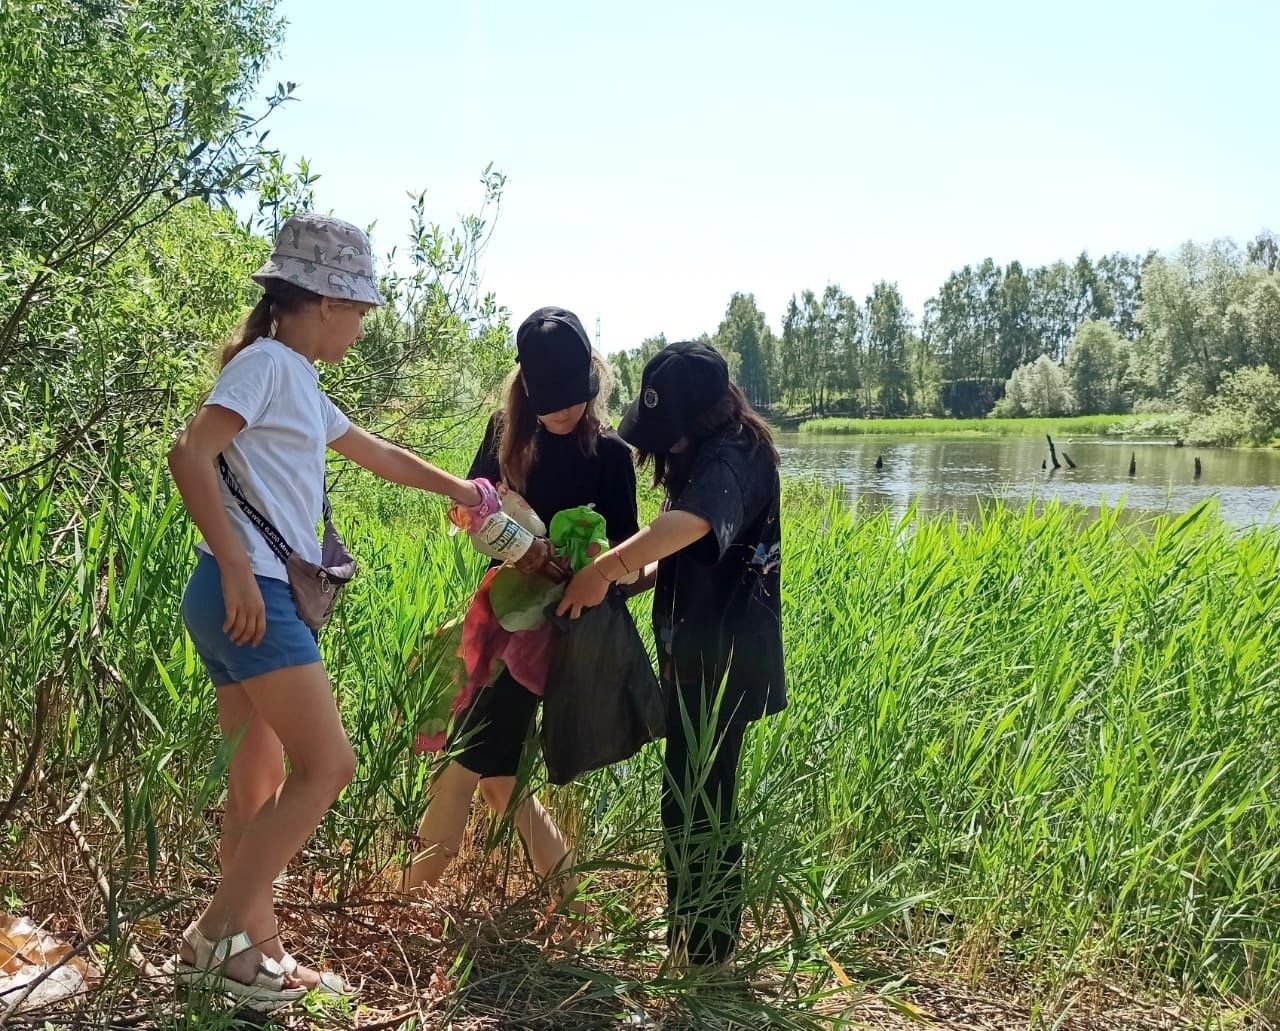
[488,568,564,632]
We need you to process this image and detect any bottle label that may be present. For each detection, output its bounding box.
[473,511,533,562]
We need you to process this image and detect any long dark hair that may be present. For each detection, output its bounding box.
[496,352,614,494]
[220,279,321,367]
[639,381,780,491]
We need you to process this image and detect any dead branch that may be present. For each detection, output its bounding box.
[65,818,162,979]
[0,673,54,832]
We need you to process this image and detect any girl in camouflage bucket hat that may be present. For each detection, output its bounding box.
[166,214,501,1009]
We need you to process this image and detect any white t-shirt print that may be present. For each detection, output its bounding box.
[197,337,351,581]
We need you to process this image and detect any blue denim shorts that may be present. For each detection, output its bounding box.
[181,552,321,687]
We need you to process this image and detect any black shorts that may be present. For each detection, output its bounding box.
[449,670,540,778]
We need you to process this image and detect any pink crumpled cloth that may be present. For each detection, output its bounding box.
[415,569,556,754]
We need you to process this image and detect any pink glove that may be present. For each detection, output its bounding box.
[464,478,501,531]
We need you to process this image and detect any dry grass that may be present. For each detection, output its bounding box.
[4,831,1259,1030]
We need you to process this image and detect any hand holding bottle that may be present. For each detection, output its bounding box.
[514,537,571,582]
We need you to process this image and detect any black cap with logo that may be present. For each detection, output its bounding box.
[618,340,730,454]
[516,306,599,416]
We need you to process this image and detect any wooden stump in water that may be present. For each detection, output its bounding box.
[1128,452,1137,477]
[1195,457,1202,479]
[1046,435,1061,470]
[874,455,883,470]
[1062,452,1077,469]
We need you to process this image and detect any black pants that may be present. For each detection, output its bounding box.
[661,691,746,967]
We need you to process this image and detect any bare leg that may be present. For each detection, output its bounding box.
[215,686,334,988]
[478,778,583,910]
[402,761,482,890]
[182,662,355,986]
[216,685,286,955]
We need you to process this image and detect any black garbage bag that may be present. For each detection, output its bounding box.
[541,586,665,785]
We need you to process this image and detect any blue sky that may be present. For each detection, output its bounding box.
[258,0,1279,352]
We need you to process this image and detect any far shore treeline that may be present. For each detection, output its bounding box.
[608,235,1280,447]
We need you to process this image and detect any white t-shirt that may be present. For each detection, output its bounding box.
[197,337,351,581]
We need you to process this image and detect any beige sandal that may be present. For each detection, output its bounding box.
[172,923,306,1013]
[280,952,352,997]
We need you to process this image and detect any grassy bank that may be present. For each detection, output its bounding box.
[797,414,1165,437]
[3,448,1279,1026]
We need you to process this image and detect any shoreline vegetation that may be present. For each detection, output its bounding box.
[6,456,1279,1026]
[797,413,1159,437]
[791,413,1277,442]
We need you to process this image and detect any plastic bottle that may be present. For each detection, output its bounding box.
[469,509,535,563]
[465,509,569,582]
[498,487,546,536]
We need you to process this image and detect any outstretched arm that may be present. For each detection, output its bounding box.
[329,426,482,507]
[556,510,711,619]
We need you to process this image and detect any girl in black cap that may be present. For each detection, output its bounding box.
[558,340,785,972]
[403,307,640,918]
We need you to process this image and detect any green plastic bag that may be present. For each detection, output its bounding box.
[549,505,610,573]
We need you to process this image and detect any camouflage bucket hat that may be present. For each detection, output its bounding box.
[252,213,386,306]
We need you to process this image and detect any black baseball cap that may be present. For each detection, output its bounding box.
[618,341,730,454]
[515,306,599,416]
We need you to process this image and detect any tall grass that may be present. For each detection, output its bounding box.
[2,441,1279,1025]
[798,414,1159,437]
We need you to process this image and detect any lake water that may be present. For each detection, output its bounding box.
[777,433,1280,526]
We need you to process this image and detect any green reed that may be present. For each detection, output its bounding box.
[2,440,1278,1025]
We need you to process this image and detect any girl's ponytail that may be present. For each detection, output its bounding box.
[219,279,322,368]
[221,293,274,368]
